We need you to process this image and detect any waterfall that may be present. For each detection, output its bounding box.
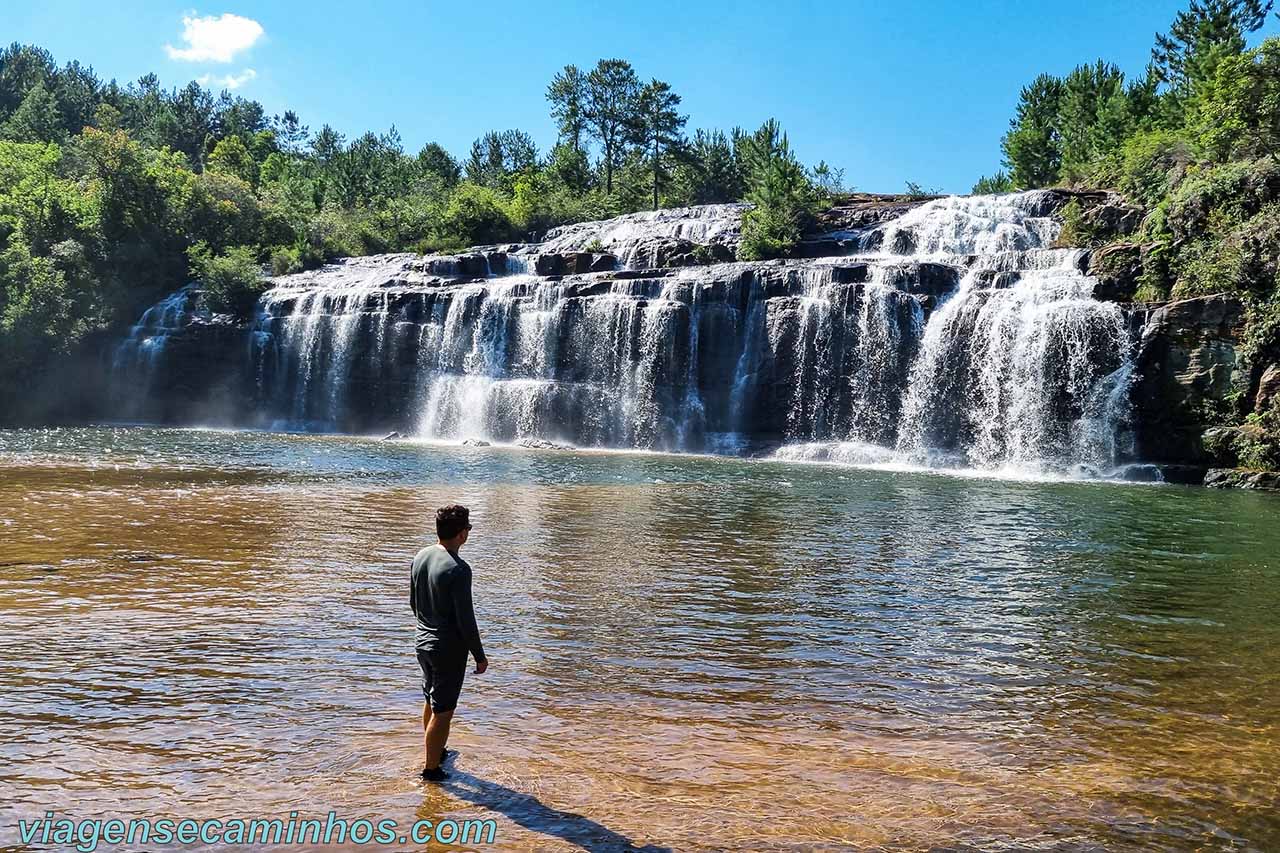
[112,192,1143,478]
[110,287,197,420]
[112,287,194,374]
[893,254,1134,475]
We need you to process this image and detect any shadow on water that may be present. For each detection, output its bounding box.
[442,770,673,853]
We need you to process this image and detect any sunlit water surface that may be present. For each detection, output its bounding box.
[1,427,1278,851]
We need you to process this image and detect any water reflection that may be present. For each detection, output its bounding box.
[0,428,1278,850]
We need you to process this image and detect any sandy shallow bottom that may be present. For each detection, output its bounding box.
[1,427,1278,850]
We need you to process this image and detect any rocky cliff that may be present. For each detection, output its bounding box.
[107,191,1275,486]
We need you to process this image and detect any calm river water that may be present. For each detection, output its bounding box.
[1,427,1278,851]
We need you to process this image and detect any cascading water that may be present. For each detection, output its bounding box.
[112,192,1142,478]
[111,287,197,420]
[891,253,1134,474]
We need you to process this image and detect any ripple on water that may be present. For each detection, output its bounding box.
[1,428,1279,850]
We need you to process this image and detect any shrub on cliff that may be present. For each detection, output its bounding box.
[1090,129,1196,209]
[187,243,265,315]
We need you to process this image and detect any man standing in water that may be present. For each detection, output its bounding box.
[411,504,488,782]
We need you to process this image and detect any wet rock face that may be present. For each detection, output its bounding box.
[1254,363,1280,414]
[112,192,1145,475]
[1132,295,1247,463]
[1087,243,1145,302]
[533,252,617,276]
[1038,189,1143,237]
[813,193,940,234]
[1204,468,1280,490]
[539,204,747,267]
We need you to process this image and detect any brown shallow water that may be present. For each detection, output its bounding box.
[1,427,1279,851]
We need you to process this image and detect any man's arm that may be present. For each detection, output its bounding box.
[450,565,486,666]
[409,564,418,617]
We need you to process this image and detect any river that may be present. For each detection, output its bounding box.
[1,427,1277,850]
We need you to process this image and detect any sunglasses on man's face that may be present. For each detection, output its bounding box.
[465,523,474,530]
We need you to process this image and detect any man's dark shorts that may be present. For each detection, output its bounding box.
[417,647,468,713]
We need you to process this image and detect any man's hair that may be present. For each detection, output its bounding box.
[436,504,470,540]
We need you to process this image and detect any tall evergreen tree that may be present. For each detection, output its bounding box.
[272,110,309,153]
[1057,61,1128,176]
[585,59,640,194]
[737,119,818,260]
[417,142,461,187]
[0,43,56,118]
[1152,0,1273,90]
[547,64,588,154]
[1,81,65,143]
[52,61,100,136]
[466,129,537,191]
[1001,73,1065,188]
[671,129,743,204]
[629,79,686,209]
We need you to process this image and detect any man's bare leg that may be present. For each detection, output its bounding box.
[423,709,453,771]
[422,702,433,765]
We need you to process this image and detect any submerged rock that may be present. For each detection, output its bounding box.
[515,437,574,451]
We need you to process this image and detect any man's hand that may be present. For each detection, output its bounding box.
[474,657,488,675]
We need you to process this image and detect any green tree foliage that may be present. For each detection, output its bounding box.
[811,161,847,195]
[669,129,744,204]
[207,135,258,185]
[628,79,687,209]
[547,65,588,154]
[1,81,66,143]
[0,43,852,423]
[272,110,309,153]
[417,142,461,187]
[186,242,264,313]
[465,129,537,192]
[441,182,514,246]
[1192,37,1280,160]
[1058,61,1128,179]
[1002,74,1065,188]
[1152,0,1273,91]
[904,180,941,198]
[0,44,56,117]
[585,59,640,194]
[737,120,820,260]
[972,171,1015,194]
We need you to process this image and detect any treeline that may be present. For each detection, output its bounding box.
[0,47,843,410]
[977,0,1280,467]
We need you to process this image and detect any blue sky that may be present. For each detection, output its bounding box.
[5,1,1279,193]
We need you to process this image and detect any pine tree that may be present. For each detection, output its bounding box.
[629,79,686,209]
[1057,61,1127,178]
[547,65,588,154]
[737,120,818,260]
[1001,73,1065,188]
[1152,0,1273,91]
[1,81,65,143]
[585,59,640,194]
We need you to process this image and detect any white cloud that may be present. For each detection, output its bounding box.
[197,68,257,90]
[166,13,264,63]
